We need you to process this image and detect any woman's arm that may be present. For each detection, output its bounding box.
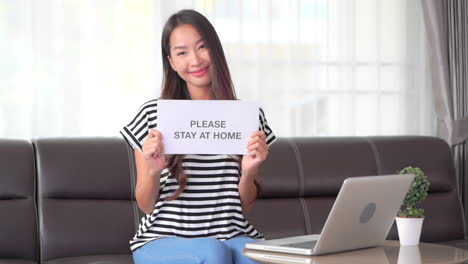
[134,149,162,214]
[134,129,167,214]
[239,167,260,212]
[239,131,268,213]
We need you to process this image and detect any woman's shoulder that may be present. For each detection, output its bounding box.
[132,98,159,118]
[124,98,158,128]
[138,98,159,110]
[121,98,159,151]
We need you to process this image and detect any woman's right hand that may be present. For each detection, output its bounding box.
[142,129,166,174]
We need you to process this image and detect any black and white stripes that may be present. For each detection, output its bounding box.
[120,99,276,252]
[120,99,158,151]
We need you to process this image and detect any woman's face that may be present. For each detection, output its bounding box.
[168,24,212,93]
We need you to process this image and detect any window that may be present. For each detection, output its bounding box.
[0,0,434,139]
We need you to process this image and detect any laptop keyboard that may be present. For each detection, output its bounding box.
[282,240,317,249]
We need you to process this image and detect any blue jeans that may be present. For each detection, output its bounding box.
[133,236,260,264]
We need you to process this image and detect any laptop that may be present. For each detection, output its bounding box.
[245,174,414,256]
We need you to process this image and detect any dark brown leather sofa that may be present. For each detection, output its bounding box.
[0,136,466,263]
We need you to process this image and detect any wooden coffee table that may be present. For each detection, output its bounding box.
[243,240,468,263]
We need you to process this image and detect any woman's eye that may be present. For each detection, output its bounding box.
[199,44,206,49]
[177,51,186,56]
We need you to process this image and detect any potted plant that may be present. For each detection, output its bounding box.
[396,166,430,246]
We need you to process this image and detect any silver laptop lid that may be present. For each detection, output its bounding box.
[313,174,414,255]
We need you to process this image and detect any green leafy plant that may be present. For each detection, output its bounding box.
[397,166,430,218]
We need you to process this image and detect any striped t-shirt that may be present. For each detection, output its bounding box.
[120,99,276,252]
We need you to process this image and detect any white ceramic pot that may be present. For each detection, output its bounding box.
[396,217,424,246]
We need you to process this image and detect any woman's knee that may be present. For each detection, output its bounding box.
[224,236,260,264]
[133,237,233,264]
[133,253,200,264]
[195,238,233,263]
[132,237,204,264]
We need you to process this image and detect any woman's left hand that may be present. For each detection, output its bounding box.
[241,130,269,174]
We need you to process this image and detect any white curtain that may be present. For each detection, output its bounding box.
[0,0,434,139]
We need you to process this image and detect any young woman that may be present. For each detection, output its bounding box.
[120,9,276,264]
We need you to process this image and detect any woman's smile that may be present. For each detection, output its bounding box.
[190,66,209,77]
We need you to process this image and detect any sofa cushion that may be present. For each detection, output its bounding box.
[258,138,301,198]
[246,198,309,239]
[0,139,37,263]
[296,137,379,196]
[34,138,140,263]
[43,255,133,264]
[369,136,457,192]
[370,136,465,242]
[249,136,465,243]
[0,260,37,264]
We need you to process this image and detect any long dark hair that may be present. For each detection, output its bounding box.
[160,9,261,201]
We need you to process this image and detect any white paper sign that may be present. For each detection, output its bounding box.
[158,100,259,154]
